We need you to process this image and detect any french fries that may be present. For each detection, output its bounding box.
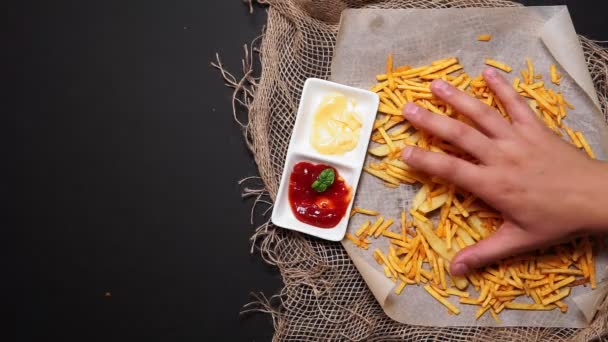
[344,55,599,322]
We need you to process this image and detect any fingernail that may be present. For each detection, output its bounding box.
[403,102,419,118]
[451,262,470,276]
[432,79,452,95]
[483,67,498,79]
[401,146,413,161]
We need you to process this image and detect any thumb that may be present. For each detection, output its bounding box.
[449,222,540,276]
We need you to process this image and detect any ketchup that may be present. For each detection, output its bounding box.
[288,162,351,228]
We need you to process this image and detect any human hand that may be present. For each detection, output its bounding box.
[400,68,608,276]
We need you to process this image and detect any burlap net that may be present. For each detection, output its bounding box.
[215,0,608,340]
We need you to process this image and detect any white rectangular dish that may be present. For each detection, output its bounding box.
[271,78,380,241]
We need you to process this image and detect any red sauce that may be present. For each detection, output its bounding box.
[288,162,351,228]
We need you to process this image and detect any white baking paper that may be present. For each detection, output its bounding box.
[331,6,608,328]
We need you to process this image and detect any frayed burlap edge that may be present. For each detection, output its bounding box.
[213,1,608,341]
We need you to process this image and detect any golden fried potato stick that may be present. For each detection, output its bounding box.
[485,59,513,72]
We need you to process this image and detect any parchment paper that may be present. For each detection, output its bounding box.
[331,6,608,328]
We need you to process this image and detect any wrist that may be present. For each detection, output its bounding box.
[580,160,608,233]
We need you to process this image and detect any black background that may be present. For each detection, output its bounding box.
[9,1,607,341]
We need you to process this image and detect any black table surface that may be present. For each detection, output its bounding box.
[10,1,607,341]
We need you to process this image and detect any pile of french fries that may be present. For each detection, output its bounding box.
[344,55,598,322]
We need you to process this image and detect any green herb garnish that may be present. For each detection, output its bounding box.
[311,168,335,193]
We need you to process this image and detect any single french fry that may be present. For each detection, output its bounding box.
[374,249,389,266]
[386,53,394,89]
[395,280,407,295]
[355,221,371,237]
[410,210,429,223]
[526,58,534,84]
[446,288,470,298]
[460,297,479,305]
[476,305,491,319]
[477,34,492,42]
[415,257,423,284]
[555,300,568,313]
[494,290,525,297]
[516,272,544,280]
[455,236,466,249]
[485,59,512,73]
[353,207,379,216]
[540,269,584,276]
[550,64,561,85]
[419,58,459,77]
[438,257,448,290]
[374,65,429,81]
[383,231,403,241]
[378,127,396,153]
[528,278,550,289]
[383,265,392,278]
[585,239,596,289]
[390,239,410,248]
[505,302,557,311]
[446,220,452,250]
[401,210,407,242]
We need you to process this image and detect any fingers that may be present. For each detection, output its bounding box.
[403,103,493,161]
[450,222,541,276]
[431,79,511,138]
[482,68,540,126]
[401,145,486,193]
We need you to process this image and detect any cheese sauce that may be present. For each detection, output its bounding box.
[310,93,362,155]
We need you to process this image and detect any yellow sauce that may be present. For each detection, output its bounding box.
[310,93,362,155]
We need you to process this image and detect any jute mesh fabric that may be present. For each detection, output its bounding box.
[224,0,608,340]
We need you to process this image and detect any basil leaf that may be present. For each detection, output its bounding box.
[311,168,335,193]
